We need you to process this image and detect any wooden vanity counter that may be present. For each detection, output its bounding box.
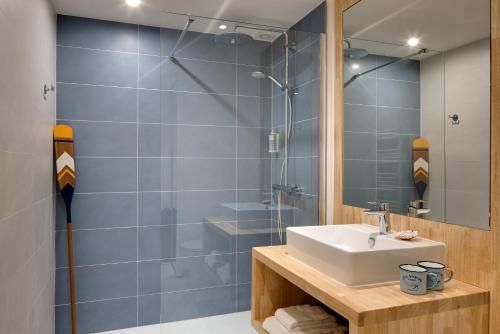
[252,246,489,334]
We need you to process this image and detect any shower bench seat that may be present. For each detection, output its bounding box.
[251,245,489,334]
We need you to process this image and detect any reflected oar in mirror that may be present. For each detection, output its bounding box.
[413,138,430,201]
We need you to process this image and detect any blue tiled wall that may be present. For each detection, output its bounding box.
[55,15,277,333]
[269,6,323,240]
[343,54,420,214]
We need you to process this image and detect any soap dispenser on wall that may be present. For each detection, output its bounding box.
[269,129,280,153]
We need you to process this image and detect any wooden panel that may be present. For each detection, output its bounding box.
[331,0,499,331]
[251,254,318,332]
[252,246,489,333]
[350,304,489,334]
[253,246,488,326]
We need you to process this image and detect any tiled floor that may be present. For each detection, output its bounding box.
[96,311,256,334]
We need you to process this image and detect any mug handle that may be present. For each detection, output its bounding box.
[444,268,454,283]
[427,272,440,289]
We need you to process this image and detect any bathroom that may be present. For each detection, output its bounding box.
[0,0,497,333]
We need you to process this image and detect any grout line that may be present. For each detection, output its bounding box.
[273,115,319,128]
[56,250,257,270]
[345,130,420,136]
[56,81,272,99]
[235,41,239,312]
[344,102,420,110]
[55,219,274,232]
[55,282,252,307]
[58,118,270,129]
[73,156,274,159]
[70,188,271,195]
[57,44,274,68]
[136,24,140,326]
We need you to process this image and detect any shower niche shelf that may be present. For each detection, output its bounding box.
[251,245,489,334]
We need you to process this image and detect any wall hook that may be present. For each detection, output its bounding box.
[43,84,55,100]
[448,114,460,125]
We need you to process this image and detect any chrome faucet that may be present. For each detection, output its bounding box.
[364,202,390,234]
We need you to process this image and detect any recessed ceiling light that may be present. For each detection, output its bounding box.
[351,64,360,69]
[407,37,420,47]
[126,0,141,7]
[219,24,228,30]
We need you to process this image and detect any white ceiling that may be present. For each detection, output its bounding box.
[51,0,325,32]
[344,0,490,57]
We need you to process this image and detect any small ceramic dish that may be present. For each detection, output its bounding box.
[396,230,418,240]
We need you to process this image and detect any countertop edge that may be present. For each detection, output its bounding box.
[252,245,489,326]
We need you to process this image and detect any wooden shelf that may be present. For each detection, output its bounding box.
[252,245,489,333]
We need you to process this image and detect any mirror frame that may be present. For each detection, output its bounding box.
[333,0,497,230]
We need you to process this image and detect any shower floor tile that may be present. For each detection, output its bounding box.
[96,311,256,334]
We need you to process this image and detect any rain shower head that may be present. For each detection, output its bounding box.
[251,71,284,90]
[343,39,369,59]
[344,48,369,59]
[214,32,254,46]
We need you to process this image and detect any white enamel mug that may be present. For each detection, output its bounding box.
[418,261,454,291]
[399,264,430,295]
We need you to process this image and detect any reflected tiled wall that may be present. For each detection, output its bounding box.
[55,15,274,333]
[343,55,420,214]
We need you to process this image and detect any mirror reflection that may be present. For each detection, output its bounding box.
[342,0,491,229]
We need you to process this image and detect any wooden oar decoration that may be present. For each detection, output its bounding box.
[412,138,429,201]
[54,125,77,334]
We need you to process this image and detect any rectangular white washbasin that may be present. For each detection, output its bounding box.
[287,224,446,287]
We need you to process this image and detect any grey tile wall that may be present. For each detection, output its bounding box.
[343,55,420,214]
[55,15,277,333]
[270,28,322,236]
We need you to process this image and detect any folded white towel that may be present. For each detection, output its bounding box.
[263,316,288,334]
[275,305,332,331]
[263,316,347,334]
[291,318,338,332]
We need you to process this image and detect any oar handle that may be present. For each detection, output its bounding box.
[67,223,77,334]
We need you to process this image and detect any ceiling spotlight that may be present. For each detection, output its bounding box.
[351,64,360,69]
[219,24,228,30]
[126,0,141,7]
[407,37,420,47]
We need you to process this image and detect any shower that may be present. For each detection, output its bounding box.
[214,32,254,46]
[250,35,298,244]
[343,39,369,59]
[251,70,285,90]
[343,41,428,87]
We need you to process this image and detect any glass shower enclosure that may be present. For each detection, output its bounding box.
[55,4,324,332]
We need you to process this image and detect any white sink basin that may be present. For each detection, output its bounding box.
[287,224,446,287]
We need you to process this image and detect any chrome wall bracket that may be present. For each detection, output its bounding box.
[169,16,195,60]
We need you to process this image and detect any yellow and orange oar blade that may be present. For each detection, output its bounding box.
[54,125,76,194]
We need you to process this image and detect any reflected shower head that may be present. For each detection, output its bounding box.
[343,39,369,59]
[251,71,284,90]
[344,48,369,59]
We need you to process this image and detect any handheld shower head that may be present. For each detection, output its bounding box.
[251,71,284,90]
[251,71,267,79]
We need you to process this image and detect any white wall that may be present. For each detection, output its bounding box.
[421,38,490,229]
[0,0,56,333]
[420,53,446,221]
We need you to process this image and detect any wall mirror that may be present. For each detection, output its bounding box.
[342,0,491,229]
